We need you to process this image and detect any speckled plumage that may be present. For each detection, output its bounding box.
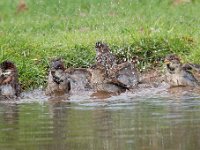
[45,59,70,96]
[165,54,199,87]
[65,68,91,92]
[88,65,127,93]
[95,42,117,70]
[108,61,139,89]
[0,61,21,99]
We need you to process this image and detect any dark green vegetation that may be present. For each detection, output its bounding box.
[0,0,200,90]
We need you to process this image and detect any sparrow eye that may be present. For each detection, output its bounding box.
[57,65,64,70]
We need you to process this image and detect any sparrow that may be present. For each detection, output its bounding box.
[88,64,127,93]
[95,41,117,70]
[65,68,91,91]
[45,59,70,96]
[164,54,199,87]
[108,58,139,89]
[0,60,21,99]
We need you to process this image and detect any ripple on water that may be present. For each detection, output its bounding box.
[1,85,200,150]
[1,84,200,108]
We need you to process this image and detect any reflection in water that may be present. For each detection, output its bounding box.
[0,93,200,149]
[0,103,19,145]
[2,103,19,125]
[44,101,70,150]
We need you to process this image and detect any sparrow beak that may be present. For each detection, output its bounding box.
[164,59,170,64]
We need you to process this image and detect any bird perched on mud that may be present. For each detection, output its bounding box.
[88,64,128,94]
[164,54,199,87]
[45,59,70,96]
[90,42,139,93]
[95,41,117,70]
[65,68,91,92]
[108,58,139,89]
[0,60,21,99]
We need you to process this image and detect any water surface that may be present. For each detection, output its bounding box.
[0,88,200,150]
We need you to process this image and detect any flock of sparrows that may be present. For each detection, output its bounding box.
[1,42,200,99]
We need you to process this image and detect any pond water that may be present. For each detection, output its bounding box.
[0,87,200,150]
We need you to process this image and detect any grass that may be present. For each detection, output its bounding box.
[0,0,200,90]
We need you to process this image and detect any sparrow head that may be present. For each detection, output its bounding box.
[164,54,180,63]
[51,58,65,71]
[164,54,181,72]
[0,61,18,85]
[95,41,109,53]
[0,60,16,71]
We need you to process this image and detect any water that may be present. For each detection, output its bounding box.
[0,87,200,150]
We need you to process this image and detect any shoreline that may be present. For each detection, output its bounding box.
[1,0,200,90]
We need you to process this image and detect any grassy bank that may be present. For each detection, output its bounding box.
[0,0,200,90]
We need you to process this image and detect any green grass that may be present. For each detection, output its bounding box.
[0,0,200,90]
